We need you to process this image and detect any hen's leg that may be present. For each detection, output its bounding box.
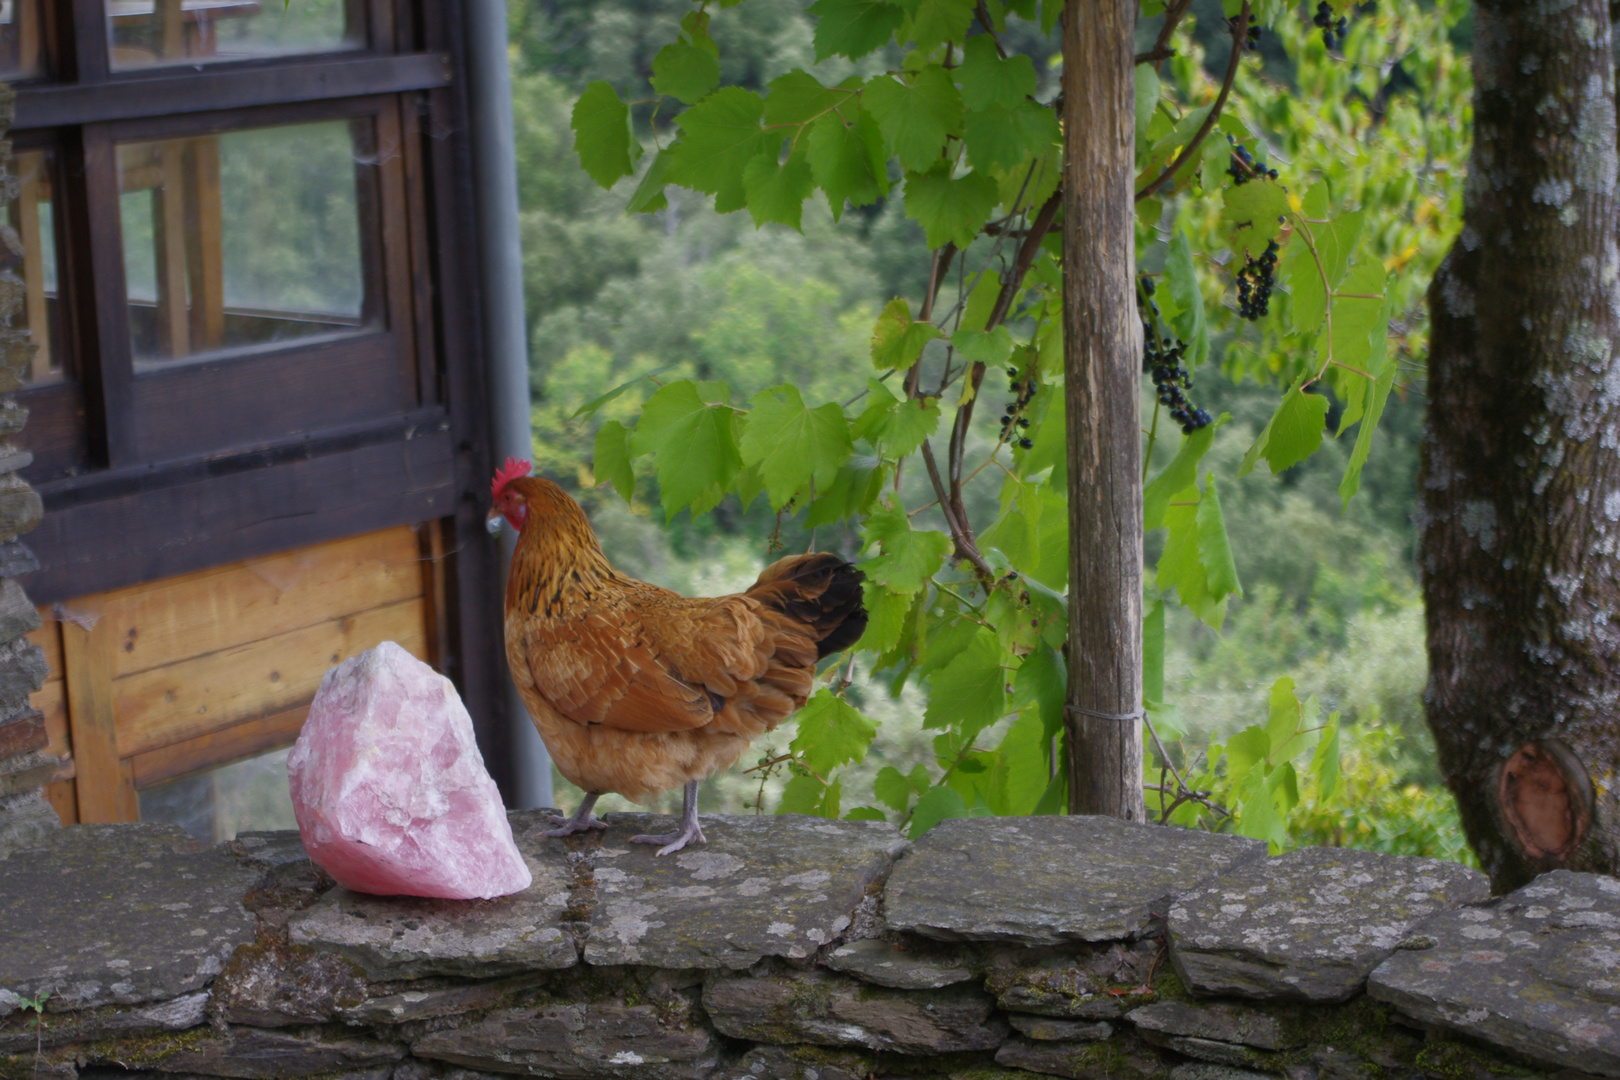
[541,793,609,837]
[630,780,706,856]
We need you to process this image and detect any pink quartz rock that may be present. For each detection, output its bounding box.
[287,641,532,899]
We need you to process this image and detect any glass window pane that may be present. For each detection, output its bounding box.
[117,119,381,365]
[108,0,360,71]
[138,745,298,843]
[8,149,63,386]
[0,0,48,80]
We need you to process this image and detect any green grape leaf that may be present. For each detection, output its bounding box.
[740,384,853,509]
[1239,380,1331,477]
[905,0,974,51]
[957,34,1037,109]
[1143,598,1164,704]
[918,612,979,675]
[870,297,942,368]
[857,580,913,653]
[1339,291,1398,508]
[995,146,1060,212]
[592,419,635,503]
[1226,724,1269,781]
[862,499,952,593]
[844,806,888,821]
[1134,65,1160,141]
[1322,256,1387,397]
[957,272,1000,333]
[764,70,850,127]
[858,393,941,457]
[806,455,883,526]
[666,87,767,213]
[651,40,720,104]
[963,100,1061,173]
[1196,473,1241,601]
[1220,180,1288,254]
[626,148,671,213]
[909,784,969,837]
[630,380,742,520]
[922,628,1009,742]
[1265,675,1300,761]
[777,774,826,815]
[1281,229,1328,335]
[997,710,1049,815]
[1199,131,1231,191]
[874,765,915,810]
[1310,712,1341,800]
[864,66,963,172]
[1143,418,1220,530]
[952,325,1015,367]
[904,168,999,250]
[1308,202,1364,289]
[1164,231,1208,368]
[1014,643,1065,741]
[1158,485,1226,629]
[807,105,890,217]
[791,690,879,775]
[743,149,815,229]
[571,81,639,188]
[573,363,675,419]
[806,0,904,60]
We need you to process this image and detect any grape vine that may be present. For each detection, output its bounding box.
[564,0,1439,846]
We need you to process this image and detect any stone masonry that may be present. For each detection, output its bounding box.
[2,811,1615,1080]
[0,84,58,860]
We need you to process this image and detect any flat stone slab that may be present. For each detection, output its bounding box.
[1006,1014,1114,1042]
[582,813,906,969]
[1169,846,1489,1002]
[287,810,576,979]
[0,824,260,1013]
[1127,1001,1293,1050]
[1368,869,1620,1075]
[994,1033,1163,1079]
[412,1000,716,1080]
[823,938,976,989]
[125,1025,406,1078]
[704,969,1007,1054]
[885,816,1264,945]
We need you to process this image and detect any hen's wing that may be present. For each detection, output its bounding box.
[513,602,715,734]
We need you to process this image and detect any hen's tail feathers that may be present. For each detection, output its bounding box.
[747,553,868,659]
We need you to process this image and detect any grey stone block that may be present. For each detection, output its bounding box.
[1006,1014,1114,1042]
[0,636,47,708]
[412,999,716,1080]
[822,937,975,989]
[1169,846,1489,1002]
[703,968,1006,1054]
[126,1025,406,1078]
[0,538,38,578]
[0,472,41,539]
[1127,1001,1293,1050]
[0,400,29,441]
[0,824,260,1012]
[994,1033,1164,1079]
[582,813,906,970]
[884,815,1265,945]
[288,813,577,980]
[0,787,56,858]
[0,750,62,796]
[1169,1066,1272,1080]
[0,991,207,1053]
[0,578,39,645]
[709,1044,871,1080]
[1368,869,1620,1075]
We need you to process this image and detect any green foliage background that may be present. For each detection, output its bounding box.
[507,0,1477,863]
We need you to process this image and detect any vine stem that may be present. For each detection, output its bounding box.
[1135,0,1251,203]
[1136,0,1197,66]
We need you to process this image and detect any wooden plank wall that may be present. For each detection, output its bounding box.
[27,524,440,824]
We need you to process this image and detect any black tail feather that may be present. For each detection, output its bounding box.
[748,552,868,658]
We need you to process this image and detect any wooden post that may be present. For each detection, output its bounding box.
[183,137,225,352]
[1061,0,1146,821]
[14,150,52,382]
[62,612,139,823]
[153,140,191,360]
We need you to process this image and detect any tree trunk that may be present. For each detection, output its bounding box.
[1422,0,1620,891]
[1062,0,1145,821]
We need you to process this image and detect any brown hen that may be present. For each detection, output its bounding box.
[488,460,866,854]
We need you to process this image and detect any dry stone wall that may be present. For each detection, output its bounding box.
[1,812,1617,1080]
[0,83,58,858]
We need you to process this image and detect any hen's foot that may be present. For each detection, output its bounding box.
[630,820,706,857]
[541,794,609,838]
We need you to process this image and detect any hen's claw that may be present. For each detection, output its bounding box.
[631,821,707,856]
[630,780,705,856]
[541,793,609,838]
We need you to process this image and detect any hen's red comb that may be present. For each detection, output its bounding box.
[491,457,532,502]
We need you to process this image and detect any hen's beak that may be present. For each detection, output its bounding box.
[485,509,505,537]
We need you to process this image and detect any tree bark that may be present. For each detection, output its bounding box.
[1062,0,1145,821]
[1422,0,1620,891]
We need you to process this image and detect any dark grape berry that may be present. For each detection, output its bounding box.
[1137,274,1212,434]
[1225,16,1262,51]
[1313,1,1348,49]
[1235,238,1279,321]
[1001,361,1039,446]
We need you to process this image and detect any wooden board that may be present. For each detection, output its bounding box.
[63,613,138,823]
[130,704,310,789]
[85,525,423,679]
[113,595,427,759]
